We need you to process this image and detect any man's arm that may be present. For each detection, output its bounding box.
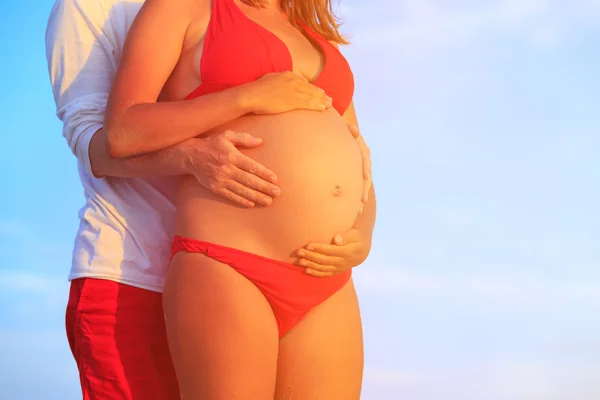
[45,0,184,179]
[88,127,185,178]
[45,0,279,206]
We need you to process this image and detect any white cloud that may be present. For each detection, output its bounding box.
[0,271,69,324]
[0,329,79,400]
[355,265,600,311]
[0,219,72,273]
[364,368,421,386]
[346,0,600,52]
[470,361,600,400]
[361,360,600,400]
[0,270,66,295]
[362,369,422,400]
[0,219,35,237]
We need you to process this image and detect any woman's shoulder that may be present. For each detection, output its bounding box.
[134,0,212,33]
[141,0,211,15]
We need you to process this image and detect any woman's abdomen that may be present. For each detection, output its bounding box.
[175,109,363,262]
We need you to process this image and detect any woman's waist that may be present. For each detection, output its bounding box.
[176,129,363,234]
[209,110,362,184]
[174,109,363,260]
[174,183,361,262]
[206,108,351,142]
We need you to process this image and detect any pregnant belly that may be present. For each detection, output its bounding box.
[175,108,363,262]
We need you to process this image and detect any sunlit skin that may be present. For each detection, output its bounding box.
[103,0,377,398]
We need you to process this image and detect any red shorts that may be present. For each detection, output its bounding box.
[65,278,180,400]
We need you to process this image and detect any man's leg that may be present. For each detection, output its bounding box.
[65,278,180,400]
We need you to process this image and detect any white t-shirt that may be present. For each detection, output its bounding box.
[46,0,178,292]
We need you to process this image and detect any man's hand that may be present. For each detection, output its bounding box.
[295,229,367,278]
[347,124,372,211]
[177,130,281,208]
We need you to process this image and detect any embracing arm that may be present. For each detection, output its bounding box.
[46,0,196,178]
[89,128,191,178]
[103,0,252,159]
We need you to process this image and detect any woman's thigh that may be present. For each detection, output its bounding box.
[163,252,279,400]
[275,279,364,400]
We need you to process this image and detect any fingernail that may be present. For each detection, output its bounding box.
[270,175,278,183]
[306,245,314,251]
[299,260,307,266]
[262,197,271,205]
[305,269,314,274]
[297,250,305,257]
[271,188,280,197]
[335,235,343,244]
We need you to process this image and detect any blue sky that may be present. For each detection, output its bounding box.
[1,0,599,399]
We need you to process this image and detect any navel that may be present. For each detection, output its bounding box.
[333,184,343,197]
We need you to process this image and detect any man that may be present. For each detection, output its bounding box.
[45,0,374,399]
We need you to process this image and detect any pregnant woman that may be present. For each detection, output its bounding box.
[104,0,376,398]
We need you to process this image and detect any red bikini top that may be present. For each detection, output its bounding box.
[184,0,354,115]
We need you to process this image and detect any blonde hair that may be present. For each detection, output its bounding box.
[241,0,349,45]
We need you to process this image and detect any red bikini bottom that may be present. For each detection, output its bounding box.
[171,236,351,338]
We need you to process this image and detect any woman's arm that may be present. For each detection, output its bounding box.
[105,0,331,159]
[352,185,377,255]
[104,0,248,158]
[343,101,373,203]
[342,100,376,250]
[292,102,377,276]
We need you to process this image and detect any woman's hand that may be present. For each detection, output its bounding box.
[347,124,372,210]
[243,71,332,114]
[294,229,368,278]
